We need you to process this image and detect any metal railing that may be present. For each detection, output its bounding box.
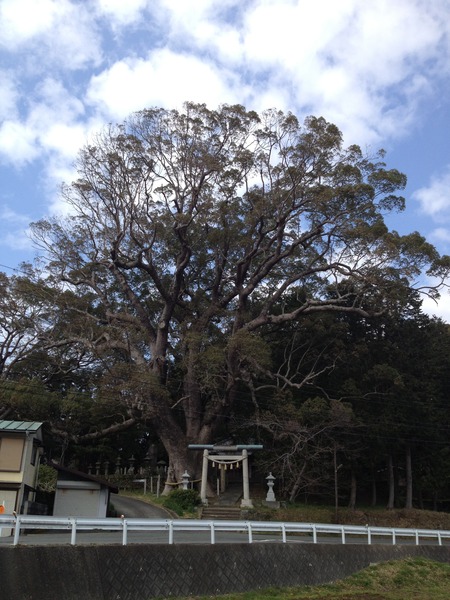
[1,514,449,547]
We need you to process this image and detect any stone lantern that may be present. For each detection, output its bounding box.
[264,472,279,508]
[181,470,190,490]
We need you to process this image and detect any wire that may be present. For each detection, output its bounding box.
[0,262,30,274]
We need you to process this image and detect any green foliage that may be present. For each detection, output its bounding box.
[162,488,201,515]
[228,330,272,372]
[107,472,139,490]
[1,101,448,497]
[181,558,450,599]
[37,464,57,493]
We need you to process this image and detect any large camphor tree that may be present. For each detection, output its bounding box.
[30,103,450,488]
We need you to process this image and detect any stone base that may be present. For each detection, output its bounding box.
[262,500,280,509]
[240,499,253,509]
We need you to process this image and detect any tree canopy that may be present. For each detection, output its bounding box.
[22,102,450,485]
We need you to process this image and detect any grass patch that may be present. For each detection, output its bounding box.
[117,488,166,505]
[162,488,201,515]
[248,503,450,530]
[171,558,450,599]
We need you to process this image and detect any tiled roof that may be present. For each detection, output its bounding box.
[0,420,43,432]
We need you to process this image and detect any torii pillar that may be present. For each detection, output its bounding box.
[240,448,252,508]
[200,449,209,504]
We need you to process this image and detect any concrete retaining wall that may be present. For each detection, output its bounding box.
[1,544,450,600]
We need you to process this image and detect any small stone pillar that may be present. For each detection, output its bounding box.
[181,470,190,490]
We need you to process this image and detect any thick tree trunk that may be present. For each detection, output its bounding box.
[163,447,187,495]
[387,454,395,509]
[152,394,219,496]
[150,406,193,494]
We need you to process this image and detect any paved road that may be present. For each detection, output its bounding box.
[110,494,170,519]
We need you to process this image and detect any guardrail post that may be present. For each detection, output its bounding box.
[415,530,419,545]
[281,523,286,543]
[438,531,442,546]
[210,522,215,545]
[122,519,128,546]
[392,530,396,545]
[13,515,20,546]
[168,520,174,544]
[247,522,253,544]
[367,527,371,545]
[70,518,77,545]
[312,524,317,544]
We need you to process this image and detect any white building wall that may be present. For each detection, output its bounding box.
[53,481,109,517]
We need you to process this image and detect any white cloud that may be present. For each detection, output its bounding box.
[155,0,450,145]
[334,1,444,83]
[413,168,450,219]
[429,227,450,245]
[0,70,18,121]
[422,292,450,323]
[0,0,102,69]
[96,0,150,26]
[0,206,33,251]
[0,205,29,224]
[33,78,85,122]
[2,231,34,251]
[86,49,242,119]
[0,78,88,166]
[41,124,87,160]
[0,121,39,166]
[0,0,62,47]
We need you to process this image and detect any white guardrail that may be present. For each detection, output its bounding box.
[1,514,450,547]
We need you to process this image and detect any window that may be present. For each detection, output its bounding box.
[0,437,25,472]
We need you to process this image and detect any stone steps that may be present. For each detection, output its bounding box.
[200,506,242,520]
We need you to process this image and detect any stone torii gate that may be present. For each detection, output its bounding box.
[188,444,263,508]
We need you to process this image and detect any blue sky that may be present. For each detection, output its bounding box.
[1,0,450,318]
